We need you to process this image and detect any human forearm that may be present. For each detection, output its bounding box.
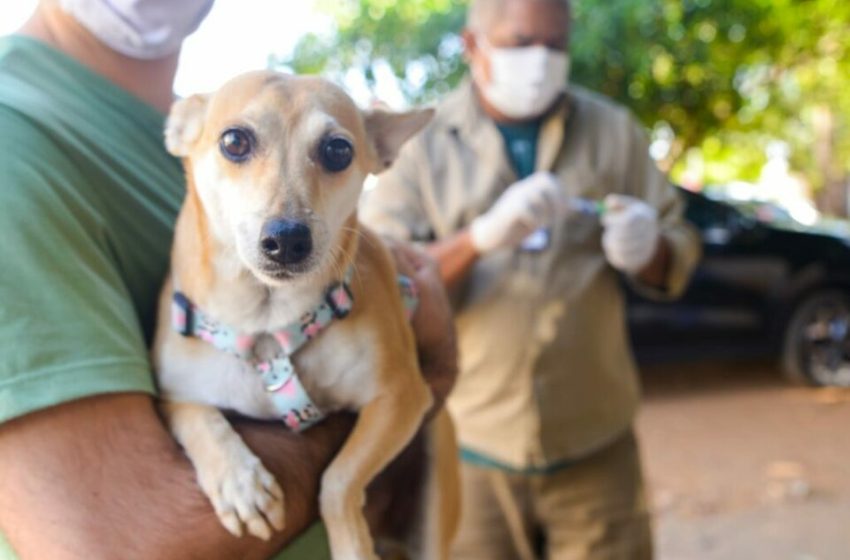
[426,172,565,288]
[0,346,457,559]
[0,394,354,560]
[634,235,672,289]
[427,229,479,289]
[0,243,459,559]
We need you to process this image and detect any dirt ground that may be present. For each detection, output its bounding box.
[637,360,850,560]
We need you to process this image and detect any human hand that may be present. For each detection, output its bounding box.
[387,241,458,413]
[470,171,564,254]
[601,194,660,274]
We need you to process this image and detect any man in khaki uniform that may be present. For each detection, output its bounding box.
[362,0,700,558]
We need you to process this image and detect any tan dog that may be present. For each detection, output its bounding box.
[151,71,458,560]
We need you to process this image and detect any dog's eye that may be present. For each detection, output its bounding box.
[319,137,354,173]
[220,128,254,162]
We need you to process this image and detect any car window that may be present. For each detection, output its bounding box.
[683,192,745,245]
[685,193,737,229]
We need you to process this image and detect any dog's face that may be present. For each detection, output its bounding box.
[165,71,432,284]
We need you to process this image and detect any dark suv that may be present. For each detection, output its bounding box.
[628,189,850,386]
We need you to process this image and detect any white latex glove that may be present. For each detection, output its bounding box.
[601,194,660,274]
[470,172,564,254]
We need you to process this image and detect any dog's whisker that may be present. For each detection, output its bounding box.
[332,242,360,286]
[341,226,375,249]
[338,226,377,285]
[326,243,349,284]
[328,227,364,281]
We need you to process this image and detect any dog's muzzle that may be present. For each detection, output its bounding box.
[260,219,313,267]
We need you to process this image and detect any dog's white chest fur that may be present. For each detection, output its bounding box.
[156,278,379,420]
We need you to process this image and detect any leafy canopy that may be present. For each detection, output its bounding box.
[282,0,850,209]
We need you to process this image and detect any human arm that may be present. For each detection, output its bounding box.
[426,171,567,288]
[0,194,454,560]
[601,194,670,289]
[426,229,479,290]
[600,119,701,296]
[0,234,456,560]
[0,292,457,560]
[364,148,565,289]
[634,235,673,288]
[0,394,354,560]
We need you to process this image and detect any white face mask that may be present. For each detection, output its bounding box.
[475,37,570,120]
[59,0,214,60]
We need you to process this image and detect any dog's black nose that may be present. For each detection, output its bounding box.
[260,219,313,266]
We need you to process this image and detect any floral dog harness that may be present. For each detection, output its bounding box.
[171,270,419,432]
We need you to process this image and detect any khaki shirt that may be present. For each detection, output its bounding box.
[362,81,701,469]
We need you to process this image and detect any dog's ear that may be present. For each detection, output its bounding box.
[164,94,211,157]
[364,108,434,172]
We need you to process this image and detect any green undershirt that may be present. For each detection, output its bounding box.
[497,119,541,180]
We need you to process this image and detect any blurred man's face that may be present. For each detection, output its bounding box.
[464,0,571,122]
[466,0,570,85]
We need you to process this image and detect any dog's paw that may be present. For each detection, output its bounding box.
[321,486,379,560]
[199,450,285,540]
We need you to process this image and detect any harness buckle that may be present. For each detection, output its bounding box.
[261,357,296,393]
[326,282,354,319]
[172,292,195,337]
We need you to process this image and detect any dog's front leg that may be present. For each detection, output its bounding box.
[321,381,432,560]
[162,401,286,540]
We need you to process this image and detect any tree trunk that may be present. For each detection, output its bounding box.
[812,105,847,217]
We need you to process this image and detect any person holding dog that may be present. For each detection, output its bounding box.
[362,0,701,558]
[0,1,457,559]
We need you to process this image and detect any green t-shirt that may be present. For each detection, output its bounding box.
[0,35,328,559]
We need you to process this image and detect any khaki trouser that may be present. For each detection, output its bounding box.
[451,431,653,560]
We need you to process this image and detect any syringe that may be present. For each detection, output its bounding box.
[566,196,606,217]
[520,196,606,252]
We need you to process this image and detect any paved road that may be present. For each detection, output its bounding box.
[637,360,850,560]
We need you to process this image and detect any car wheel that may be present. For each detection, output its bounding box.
[782,291,850,386]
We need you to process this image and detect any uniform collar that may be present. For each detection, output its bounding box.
[444,77,573,173]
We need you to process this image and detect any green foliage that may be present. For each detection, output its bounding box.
[281,0,468,103]
[570,0,776,152]
[281,0,850,209]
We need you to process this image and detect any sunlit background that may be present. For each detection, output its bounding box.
[4,0,847,228]
[0,0,850,225]
[0,1,330,96]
